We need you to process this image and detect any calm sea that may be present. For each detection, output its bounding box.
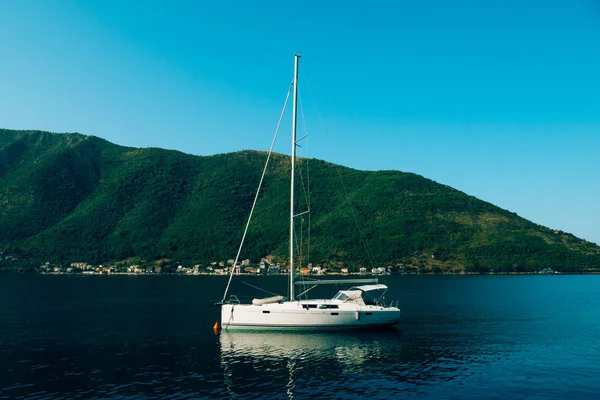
[1,274,599,399]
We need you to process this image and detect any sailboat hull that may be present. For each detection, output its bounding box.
[221,302,401,331]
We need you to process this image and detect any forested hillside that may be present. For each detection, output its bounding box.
[1,129,599,273]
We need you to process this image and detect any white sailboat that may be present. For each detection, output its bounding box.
[218,54,401,330]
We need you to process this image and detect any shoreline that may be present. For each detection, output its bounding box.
[12,270,600,276]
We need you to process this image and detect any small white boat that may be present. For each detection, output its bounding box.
[222,283,400,330]
[218,54,401,330]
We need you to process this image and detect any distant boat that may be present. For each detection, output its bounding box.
[217,54,401,330]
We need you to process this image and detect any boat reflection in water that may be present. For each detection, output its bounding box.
[219,329,405,399]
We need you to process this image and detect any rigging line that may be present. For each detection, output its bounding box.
[306,149,312,268]
[292,222,310,300]
[299,211,303,277]
[220,81,293,303]
[338,175,375,268]
[240,280,282,297]
[297,285,318,298]
[293,222,303,269]
[292,93,310,298]
[296,95,311,219]
[302,70,375,269]
[292,220,316,301]
[297,92,311,267]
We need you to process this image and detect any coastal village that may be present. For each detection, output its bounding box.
[1,251,559,275]
[34,256,396,276]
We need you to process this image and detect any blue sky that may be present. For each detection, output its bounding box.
[1,0,599,244]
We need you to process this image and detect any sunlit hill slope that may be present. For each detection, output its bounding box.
[1,129,599,273]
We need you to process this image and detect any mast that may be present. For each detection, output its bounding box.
[290,53,300,301]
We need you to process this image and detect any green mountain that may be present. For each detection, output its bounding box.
[1,129,599,273]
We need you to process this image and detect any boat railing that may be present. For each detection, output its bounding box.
[227,295,241,305]
[378,298,399,308]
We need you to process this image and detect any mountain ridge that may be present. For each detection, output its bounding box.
[1,128,599,273]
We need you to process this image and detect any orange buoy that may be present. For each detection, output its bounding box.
[213,321,220,332]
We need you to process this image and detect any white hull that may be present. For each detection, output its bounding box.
[221,300,401,330]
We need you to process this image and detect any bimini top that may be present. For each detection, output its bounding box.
[333,284,389,305]
[348,284,388,292]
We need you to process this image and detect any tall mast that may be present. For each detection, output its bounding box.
[290,53,300,301]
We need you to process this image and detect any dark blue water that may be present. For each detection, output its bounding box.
[1,274,599,399]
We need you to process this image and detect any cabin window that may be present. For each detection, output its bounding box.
[365,312,372,316]
[302,304,318,309]
[318,304,339,309]
[262,310,270,314]
[333,292,349,301]
[331,312,339,316]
